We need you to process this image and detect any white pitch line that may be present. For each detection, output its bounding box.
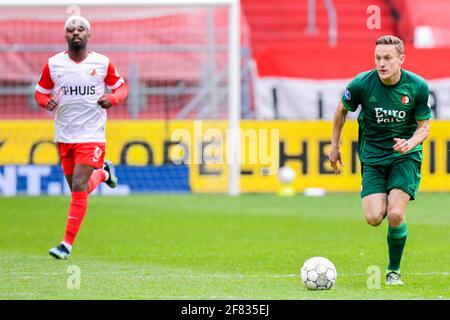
[3,271,449,281]
[337,271,450,276]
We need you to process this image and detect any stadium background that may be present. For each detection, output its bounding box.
[1,0,450,195]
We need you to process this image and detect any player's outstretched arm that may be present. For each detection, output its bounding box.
[329,101,348,174]
[393,119,430,154]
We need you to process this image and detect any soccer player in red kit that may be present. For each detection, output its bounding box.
[34,16,128,259]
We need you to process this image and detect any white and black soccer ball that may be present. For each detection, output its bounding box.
[300,257,337,290]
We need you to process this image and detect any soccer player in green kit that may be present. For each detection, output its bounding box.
[329,35,431,285]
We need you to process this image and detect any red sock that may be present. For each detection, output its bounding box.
[63,191,88,246]
[88,169,107,194]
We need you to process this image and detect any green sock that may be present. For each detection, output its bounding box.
[387,222,407,272]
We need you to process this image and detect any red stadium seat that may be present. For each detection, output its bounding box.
[241,0,396,54]
[390,0,450,47]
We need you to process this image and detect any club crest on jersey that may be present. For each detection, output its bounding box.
[87,68,97,77]
[401,95,410,105]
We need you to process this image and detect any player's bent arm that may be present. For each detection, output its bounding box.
[35,91,58,111]
[408,119,430,148]
[329,101,348,174]
[99,83,129,109]
[109,82,128,105]
[331,101,349,148]
[393,119,430,154]
[34,91,51,108]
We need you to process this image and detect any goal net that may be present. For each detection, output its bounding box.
[0,0,250,196]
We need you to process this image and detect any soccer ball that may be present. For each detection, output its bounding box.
[300,257,337,290]
[278,166,296,183]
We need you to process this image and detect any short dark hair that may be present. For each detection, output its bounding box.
[375,35,404,54]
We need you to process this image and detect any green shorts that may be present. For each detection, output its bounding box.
[360,152,422,200]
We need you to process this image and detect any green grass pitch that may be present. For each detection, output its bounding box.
[0,194,448,299]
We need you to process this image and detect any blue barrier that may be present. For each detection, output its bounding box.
[0,165,190,196]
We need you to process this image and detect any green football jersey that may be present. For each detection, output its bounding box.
[341,69,432,163]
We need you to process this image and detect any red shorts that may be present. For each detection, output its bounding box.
[57,142,106,175]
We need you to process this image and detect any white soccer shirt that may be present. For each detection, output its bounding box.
[36,51,124,143]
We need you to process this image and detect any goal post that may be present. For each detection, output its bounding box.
[0,0,242,196]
